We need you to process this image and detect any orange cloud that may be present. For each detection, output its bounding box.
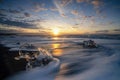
[76,0,90,3]
[76,0,84,3]
[71,10,79,16]
[91,0,102,8]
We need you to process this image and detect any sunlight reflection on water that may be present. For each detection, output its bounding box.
[52,44,63,57]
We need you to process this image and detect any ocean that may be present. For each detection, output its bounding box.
[0,35,120,80]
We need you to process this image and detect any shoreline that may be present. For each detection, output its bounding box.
[0,44,26,80]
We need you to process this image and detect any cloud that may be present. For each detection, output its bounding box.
[96,30,109,33]
[0,8,44,22]
[91,0,102,8]
[0,8,7,13]
[91,0,104,15]
[0,8,23,19]
[76,0,84,3]
[113,29,120,32]
[95,29,120,34]
[53,0,72,17]
[0,17,36,29]
[54,0,65,17]
[0,25,42,34]
[60,0,73,7]
[76,0,103,15]
[71,10,79,16]
[24,12,31,17]
[9,9,21,14]
[0,13,6,17]
[76,0,103,8]
[96,9,103,14]
[76,0,90,3]
[54,0,72,7]
[61,13,66,17]
[0,8,21,14]
[0,28,21,34]
[33,3,47,12]
[50,7,58,11]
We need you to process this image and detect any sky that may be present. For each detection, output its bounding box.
[0,0,120,35]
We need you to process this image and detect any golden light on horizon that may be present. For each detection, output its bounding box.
[52,28,59,36]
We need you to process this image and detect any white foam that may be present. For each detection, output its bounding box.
[7,58,60,80]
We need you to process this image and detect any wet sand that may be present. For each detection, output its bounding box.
[0,44,27,80]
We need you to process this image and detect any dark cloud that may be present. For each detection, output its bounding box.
[0,29,21,34]
[0,8,7,13]
[75,23,79,25]
[9,9,21,14]
[0,13,6,17]
[24,12,31,17]
[113,29,120,32]
[0,17,36,29]
[0,8,33,22]
[96,30,109,33]
[95,29,120,34]
[0,8,21,14]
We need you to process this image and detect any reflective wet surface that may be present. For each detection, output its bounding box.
[0,36,120,80]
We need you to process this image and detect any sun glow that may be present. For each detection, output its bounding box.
[52,28,59,36]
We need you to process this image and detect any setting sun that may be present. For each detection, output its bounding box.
[52,28,59,36]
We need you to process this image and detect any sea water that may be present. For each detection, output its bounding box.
[0,35,120,80]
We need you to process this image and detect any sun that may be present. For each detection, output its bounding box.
[52,28,59,36]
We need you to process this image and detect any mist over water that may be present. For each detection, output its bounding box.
[0,36,120,80]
